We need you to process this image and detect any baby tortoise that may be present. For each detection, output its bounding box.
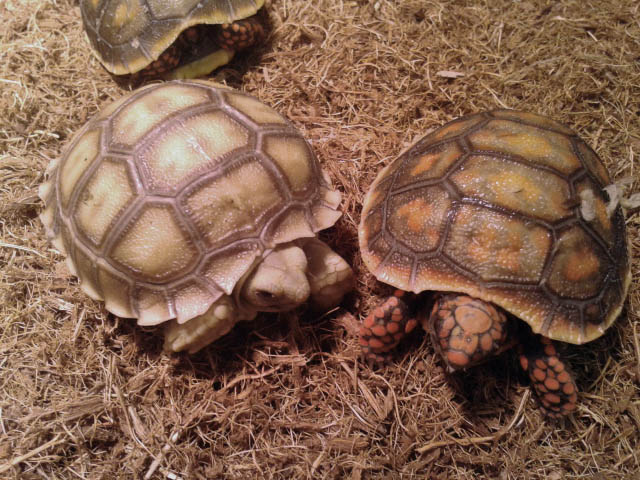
[358,110,630,417]
[40,80,354,354]
[80,0,266,80]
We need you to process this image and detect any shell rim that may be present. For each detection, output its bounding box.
[82,0,266,75]
[358,111,631,345]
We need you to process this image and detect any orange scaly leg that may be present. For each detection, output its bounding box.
[427,293,511,371]
[216,16,265,52]
[518,335,578,418]
[359,290,418,367]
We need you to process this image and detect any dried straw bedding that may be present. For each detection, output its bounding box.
[1,0,639,478]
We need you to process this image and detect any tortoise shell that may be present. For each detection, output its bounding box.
[80,0,264,75]
[359,110,630,345]
[39,80,342,326]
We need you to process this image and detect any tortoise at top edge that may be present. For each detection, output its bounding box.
[39,80,354,354]
[80,0,266,79]
[358,109,631,417]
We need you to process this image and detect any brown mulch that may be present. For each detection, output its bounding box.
[1,0,639,478]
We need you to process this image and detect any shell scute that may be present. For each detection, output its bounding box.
[74,157,139,248]
[387,185,450,253]
[109,202,200,283]
[450,154,572,222]
[468,118,582,175]
[263,134,317,197]
[59,128,102,210]
[359,110,630,344]
[109,83,213,148]
[181,157,284,249]
[81,0,265,75]
[443,204,552,284]
[40,80,341,327]
[137,109,250,195]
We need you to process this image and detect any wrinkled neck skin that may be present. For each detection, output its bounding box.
[234,244,310,319]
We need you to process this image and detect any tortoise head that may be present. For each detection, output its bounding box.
[239,244,310,312]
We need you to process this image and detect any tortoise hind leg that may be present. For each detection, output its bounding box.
[216,16,265,52]
[518,335,578,417]
[360,290,418,367]
[427,293,512,371]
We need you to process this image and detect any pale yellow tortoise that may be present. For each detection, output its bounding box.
[39,80,354,353]
[81,0,266,79]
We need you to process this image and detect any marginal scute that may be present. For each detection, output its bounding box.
[135,288,173,326]
[574,140,611,186]
[202,245,260,295]
[266,207,316,246]
[361,208,383,246]
[321,187,342,210]
[173,281,216,324]
[376,251,413,288]
[73,246,103,301]
[60,225,77,275]
[574,177,613,246]
[310,204,342,232]
[97,263,134,318]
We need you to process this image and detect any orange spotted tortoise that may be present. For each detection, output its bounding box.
[80,0,265,80]
[39,80,354,354]
[358,110,631,417]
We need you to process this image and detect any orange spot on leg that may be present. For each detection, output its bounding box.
[543,393,561,405]
[562,382,575,395]
[371,325,388,337]
[405,318,418,333]
[532,368,546,382]
[446,350,470,368]
[544,377,560,391]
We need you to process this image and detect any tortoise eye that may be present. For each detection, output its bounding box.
[256,290,275,299]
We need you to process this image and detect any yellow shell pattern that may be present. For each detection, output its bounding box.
[359,110,630,345]
[39,80,342,327]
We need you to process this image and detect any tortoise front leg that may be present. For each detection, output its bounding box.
[359,290,418,367]
[427,293,512,371]
[164,295,239,354]
[518,335,578,417]
[298,238,354,312]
